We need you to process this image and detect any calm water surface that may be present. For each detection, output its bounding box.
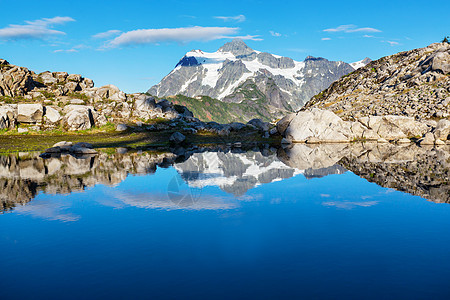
[0,144,449,299]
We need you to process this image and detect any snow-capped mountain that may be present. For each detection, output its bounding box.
[148,39,355,112]
[350,57,372,70]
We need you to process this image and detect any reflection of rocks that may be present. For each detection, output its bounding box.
[339,145,450,203]
[0,152,177,212]
[2,143,449,213]
[303,165,347,179]
[278,143,450,203]
[173,150,301,197]
[278,143,350,169]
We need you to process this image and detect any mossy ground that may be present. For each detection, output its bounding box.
[0,129,281,154]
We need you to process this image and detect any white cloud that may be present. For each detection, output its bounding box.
[321,37,331,41]
[323,201,379,209]
[270,31,282,37]
[53,44,88,53]
[323,24,381,33]
[214,14,246,23]
[363,35,374,38]
[0,16,75,40]
[106,26,243,47]
[223,34,262,41]
[54,49,78,53]
[93,29,122,39]
[384,40,400,46]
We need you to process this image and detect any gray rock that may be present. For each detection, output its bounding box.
[63,106,94,131]
[284,109,352,142]
[71,146,97,154]
[269,127,278,135]
[67,74,82,82]
[70,99,85,105]
[247,119,269,131]
[169,132,186,144]
[44,107,61,124]
[0,104,17,129]
[53,141,73,148]
[229,122,246,131]
[17,104,43,123]
[116,147,128,154]
[418,132,435,145]
[433,119,450,140]
[277,113,296,135]
[65,81,81,92]
[116,124,128,132]
[73,142,93,149]
[44,146,61,153]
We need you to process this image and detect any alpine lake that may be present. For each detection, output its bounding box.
[0,141,449,299]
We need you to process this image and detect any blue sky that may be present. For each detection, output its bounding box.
[1,0,449,93]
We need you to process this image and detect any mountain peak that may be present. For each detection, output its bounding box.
[304,56,327,62]
[218,39,254,56]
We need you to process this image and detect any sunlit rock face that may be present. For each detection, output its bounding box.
[279,143,450,203]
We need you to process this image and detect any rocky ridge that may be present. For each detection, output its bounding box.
[303,42,450,120]
[277,43,450,145]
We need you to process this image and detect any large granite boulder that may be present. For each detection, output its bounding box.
[96,84,121,99]
[433,119,450,141]
[280,108,437,143]
[170,132,186,144]
[362,115,429,140]
[63,105,94,131]
[0,104,17,129]
[44,106,61,124]
[247,118,270,131]
[0,62,35,97]
[133,95,157,119]
[277,113,296,135]
[17,104,44,123]
[284,108,352,143]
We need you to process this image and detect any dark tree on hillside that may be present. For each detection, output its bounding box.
[442,36,449,44]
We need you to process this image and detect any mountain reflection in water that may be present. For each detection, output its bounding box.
[0,143,448,214]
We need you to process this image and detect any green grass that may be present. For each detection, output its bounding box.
[0,129,280,154]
